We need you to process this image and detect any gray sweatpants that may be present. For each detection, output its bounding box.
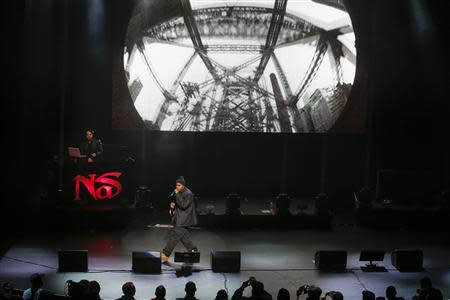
[162,227,197,256]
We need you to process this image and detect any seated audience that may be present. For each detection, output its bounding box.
[362,290,375,300]
[4,272,448,300]
[232,278,272,300]
[323,291,343,300]
[385,286,403,300]
[23,274,44,300]
[151,285,166,300]
[1,282,17,300]
[116,282,136,300]
[296,285,321,300]
[215,289,229,300]
[88,281,102,300]
[67,280,89,300]
[176,282,198,300]
[412,277,443,300]
[277,288,290,300]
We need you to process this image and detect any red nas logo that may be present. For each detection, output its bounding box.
[74,172,122,200]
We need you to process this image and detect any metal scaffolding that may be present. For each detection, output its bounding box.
[127,0,354,132]
[180,0,220,82]
[253,0,288,83]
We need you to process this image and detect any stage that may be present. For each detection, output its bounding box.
[1,225,449,299]
[6,0,449,299]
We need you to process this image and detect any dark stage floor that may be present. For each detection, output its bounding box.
[1,225,449,300]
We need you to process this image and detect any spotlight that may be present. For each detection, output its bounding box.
[226,193,241,216]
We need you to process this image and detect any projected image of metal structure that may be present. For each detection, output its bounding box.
[124,0,356,132]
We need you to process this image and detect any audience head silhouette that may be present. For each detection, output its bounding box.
[120,282,136,300]
[87,280,101,299]
[362,290,376,300]
[277,288,290,300]
[0,274,444,300]
[307,286,322,300]
[215,289,228,300]
[155,285,166,299]
[185,281,197,298]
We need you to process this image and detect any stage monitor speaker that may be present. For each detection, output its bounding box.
[132,251,161,274]
[391,249,423,271]
[211,250,241,273]
[314,250,347,271]
[58,250,88,272]
[174,252,200,264]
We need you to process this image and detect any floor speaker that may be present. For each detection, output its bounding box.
[391,249,423,271]
[211,250,241,273]
[132,251,161,274]
[174,252,200,263]
[314,250,347,271]
[58,250,88,272]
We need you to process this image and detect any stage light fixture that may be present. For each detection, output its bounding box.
[314,193,331,217]
[205,203,215,215]
[226,193,241,216]
[134,186,151,208]
[272,193,291,216]
[354,187,373,209]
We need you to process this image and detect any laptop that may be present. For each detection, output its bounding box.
[68,147,86,158]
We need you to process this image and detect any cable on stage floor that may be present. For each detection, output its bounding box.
[2,256,57,270]
[221,273,229,294]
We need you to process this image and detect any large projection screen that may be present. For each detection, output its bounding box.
[113,0,364,133]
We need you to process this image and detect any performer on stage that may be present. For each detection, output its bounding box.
[79,129,103,164]
[161,176,198,263]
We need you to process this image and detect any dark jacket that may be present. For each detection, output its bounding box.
[172,188,197,227]
[80,138,103,160]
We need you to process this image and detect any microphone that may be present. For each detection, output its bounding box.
[169,191,175,197]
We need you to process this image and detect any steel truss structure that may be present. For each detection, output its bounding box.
[128,0,354,132]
